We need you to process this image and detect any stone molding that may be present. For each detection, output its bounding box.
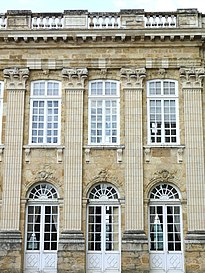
[3,67,29,90]
[120,67,146,88]
[122,230,148,251]
[185,231,205,243]
[62,67,88,89]
[180,67,205,89]
[58,230,85,251]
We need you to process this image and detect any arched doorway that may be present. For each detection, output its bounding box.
[86,183,121,273]
[149,183,184,273]
[24,183,59,273]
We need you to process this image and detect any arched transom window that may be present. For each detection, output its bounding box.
[28,183,58,200]
[149,183,179,200]
[89,183,119,200]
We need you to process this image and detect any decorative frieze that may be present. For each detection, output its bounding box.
[3,67,29,90]
[62,67,88,88]
[120,67,146,88]
[180,67,205,88]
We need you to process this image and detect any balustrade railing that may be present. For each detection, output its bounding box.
[0,14,6,29]
[145,13,176,28]
[0,9,202,30]
[32,14,64,29]
[88,14,120,28]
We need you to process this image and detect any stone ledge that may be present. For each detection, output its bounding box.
[185,231,205,243]
[58,230,85,251]
[122,230,148,251]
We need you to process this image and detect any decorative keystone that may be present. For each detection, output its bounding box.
[120,67,146,88]
[62,67,88,88]
[180,67,205,89]
[3,67,29,90]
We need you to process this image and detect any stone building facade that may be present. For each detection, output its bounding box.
[0,8,205,273]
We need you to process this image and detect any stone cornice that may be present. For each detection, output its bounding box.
[180,67,205,89]
[121,67,146,89]
[3,67,29,90]
[62,67,88,89]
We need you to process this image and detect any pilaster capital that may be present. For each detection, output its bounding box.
[120,67,146,89]
[179,67,205,89]
[3,67,29,90]
[62,67,88,89]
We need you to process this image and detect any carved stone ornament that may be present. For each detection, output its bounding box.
[150,169,176,184]
[90,168,121,187]
[62,67,88,88]
[3,67,29,90]
[35,170,54,182]
[180,67,205,89]
[120,67,146,89]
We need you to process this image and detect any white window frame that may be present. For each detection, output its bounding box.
[147,79,179,145]
[88,80,120,146]
[0,82,4,144]
[29,80,61,145]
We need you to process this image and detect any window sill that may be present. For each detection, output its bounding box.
[84,144,125,150]
[83,145,125,163]
[23,145,64,163]
[143,145,185,163]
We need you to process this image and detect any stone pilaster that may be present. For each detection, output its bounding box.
[180,67,205,237]
[121,68,148,273]
[0,67,29,273]
[58,68,88,273]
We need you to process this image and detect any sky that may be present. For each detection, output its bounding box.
[0,0,205,13]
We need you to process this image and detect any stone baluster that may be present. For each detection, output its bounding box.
[180,67,205,239]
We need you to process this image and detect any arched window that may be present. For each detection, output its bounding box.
[149,183,180,200]
[86,183,121,273]
[28,183,58,200]
[148,183,184,273]
[89,183,119,200]
[25,183,59,273]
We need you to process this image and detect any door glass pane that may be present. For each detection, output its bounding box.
[88,206,102,251]
[105,206,119,251]
[44,206,58,251]
[149,206,164,251]
[27,206,41,250]
[167,206,181,251]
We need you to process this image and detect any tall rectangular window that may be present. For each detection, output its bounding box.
[30,81,61,145]
[88,80,120,145]
[147,80,179,145]
[0,82,3,144]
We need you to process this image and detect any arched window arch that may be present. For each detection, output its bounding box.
[88,183,119,200]
[149,183,180,201]
[28,183,58,200]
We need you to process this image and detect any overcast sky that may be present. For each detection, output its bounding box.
[0,0,205,13]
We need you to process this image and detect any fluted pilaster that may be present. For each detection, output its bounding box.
[180,67,205,231]
[62,68,88,231]
[121,67,146,232]
[1,67,29,230]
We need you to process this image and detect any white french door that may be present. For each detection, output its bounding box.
[86,205,121,273]
[149,204,184,273]
[24,204,58,273]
